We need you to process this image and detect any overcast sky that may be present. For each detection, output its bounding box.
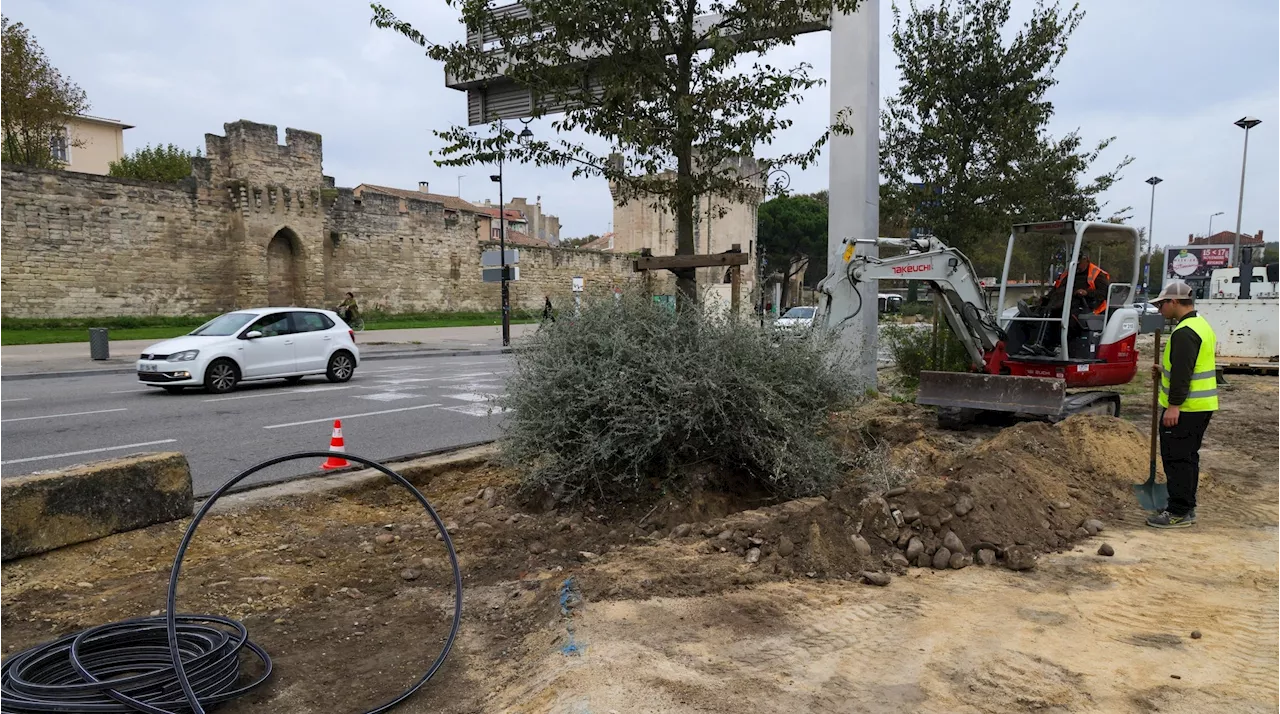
[7,0,1277,249]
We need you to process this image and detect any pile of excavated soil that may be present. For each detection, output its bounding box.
[1,400,1160,712]
[629,407,1157,583]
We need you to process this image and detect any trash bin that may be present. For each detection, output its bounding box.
[89,328,110,361]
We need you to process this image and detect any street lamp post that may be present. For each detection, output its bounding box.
[488,161,509,346]
[489,123,535,347]
[1144,176,1162,297]
[1231,116,1261,268]
[1208,211,1224,240]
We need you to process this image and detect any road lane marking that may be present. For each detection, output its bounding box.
[109,389,153,394]
[202,386,354,402]
[0,398,32,403]
[443,404,510,417]
[262,404,444,429]
[1,439,178,466]
[1,408,127,423]
[444,392,493,402]
[423,371,510,382]
[357,392,426,402]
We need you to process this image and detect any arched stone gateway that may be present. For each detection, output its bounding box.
[267,228,303,306]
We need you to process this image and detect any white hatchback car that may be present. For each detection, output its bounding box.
[137,308,360,394]
[776,306,817,329]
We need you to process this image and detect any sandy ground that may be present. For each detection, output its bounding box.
[478,376,1278,714]
[2,373,1275,713]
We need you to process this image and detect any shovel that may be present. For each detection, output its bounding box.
[1132,330,1169,512]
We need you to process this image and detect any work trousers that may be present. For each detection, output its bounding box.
[1159,410,1213,516]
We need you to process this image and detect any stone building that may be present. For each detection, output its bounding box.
[1,120,636,318]
[605,155,762,304]
[508,196,561,245]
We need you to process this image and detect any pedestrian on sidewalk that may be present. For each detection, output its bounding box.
[338,292,359,323]
[1147,280,1218,529]
[542,296,556,323]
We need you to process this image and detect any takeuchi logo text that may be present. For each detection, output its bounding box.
[892,262,933,275]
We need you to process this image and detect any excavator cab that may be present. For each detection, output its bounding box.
[996,220,1147,374]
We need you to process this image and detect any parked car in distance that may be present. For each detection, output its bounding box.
[877,293,903,313]
[137,308,359,394]
[776,306,817,329]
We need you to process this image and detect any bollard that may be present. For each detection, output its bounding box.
[89,328,110,360]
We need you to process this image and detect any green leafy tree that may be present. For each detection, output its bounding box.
[559,234,602,249]
[372,0,862,306]
[1,16,90,168]
[758,192,827,306]
[880,0,1131,261]
[1148,245,1165,286]
[108,143,199,183]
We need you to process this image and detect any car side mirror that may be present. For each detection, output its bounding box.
[244,330,263,339]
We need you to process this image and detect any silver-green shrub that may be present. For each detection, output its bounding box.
[498,290,857,503]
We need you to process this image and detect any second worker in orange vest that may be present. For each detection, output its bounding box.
[1042,251,1111,315]
[1019,251,1112,357]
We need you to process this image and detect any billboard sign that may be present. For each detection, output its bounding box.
[1165,245,1232,282]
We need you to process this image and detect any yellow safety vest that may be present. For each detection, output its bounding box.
[1159,314,1218,412]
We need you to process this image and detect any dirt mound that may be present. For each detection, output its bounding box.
[472,398,1144,592]
[641,411,1157,580]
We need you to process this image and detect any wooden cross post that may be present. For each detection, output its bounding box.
[730,258,742,314]
[633,244,748,313]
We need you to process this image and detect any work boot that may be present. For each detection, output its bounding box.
[1146,509,1196,529]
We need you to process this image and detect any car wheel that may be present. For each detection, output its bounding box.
[326,351,356,383]
[163,386,185,394]
[204,359,240,394]
[285,376,304,384]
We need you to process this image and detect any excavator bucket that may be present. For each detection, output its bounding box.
[916,372,1066,416]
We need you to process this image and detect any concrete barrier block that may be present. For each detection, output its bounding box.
[1,452,193,561]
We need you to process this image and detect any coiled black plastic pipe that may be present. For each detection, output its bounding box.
[0,451,463,714]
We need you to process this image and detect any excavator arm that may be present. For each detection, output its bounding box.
[818,234,1071,418]
[820,236,1003,370]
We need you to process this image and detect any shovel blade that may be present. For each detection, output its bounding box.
[916,371,1066,416]
[1131,479,1169,512]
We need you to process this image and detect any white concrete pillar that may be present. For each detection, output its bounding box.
[827,1,879,387]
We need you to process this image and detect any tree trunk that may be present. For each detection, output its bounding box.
[674,149,697,307]
[672,0,698,309]
[780,266,800,308]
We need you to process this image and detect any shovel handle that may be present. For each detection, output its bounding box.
[1150,330,1162,463]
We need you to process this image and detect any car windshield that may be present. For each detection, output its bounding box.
[782,307,815,319]
[190,312,257,336]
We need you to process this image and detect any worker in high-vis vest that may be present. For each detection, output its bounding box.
[1148,279,1218,529]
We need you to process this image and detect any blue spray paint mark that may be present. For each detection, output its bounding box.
[558,577,584,656]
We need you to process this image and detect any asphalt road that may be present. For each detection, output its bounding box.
[0,354,512,495]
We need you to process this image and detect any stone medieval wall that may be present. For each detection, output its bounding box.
[326,187,486,312]
[0,166,235,317]
[0,119,639,319]
[475,241,641,312]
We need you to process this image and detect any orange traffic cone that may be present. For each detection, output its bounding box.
[320,419,349,470]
